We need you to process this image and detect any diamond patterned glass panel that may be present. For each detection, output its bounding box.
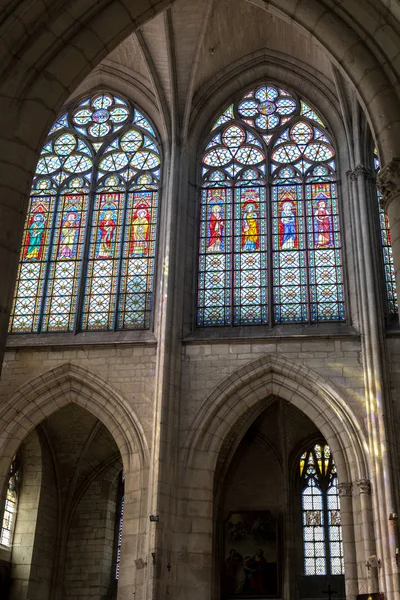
[301,444,344,577]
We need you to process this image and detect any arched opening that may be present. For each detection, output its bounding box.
[0,404,123,600]
[0,362,150,600]
[184,354,370,600]
[216,399,345,600]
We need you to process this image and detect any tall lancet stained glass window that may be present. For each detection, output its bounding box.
[10,93,160,333]
[198,85,344,326]
[374,149,398,315]
[300,444,344,576]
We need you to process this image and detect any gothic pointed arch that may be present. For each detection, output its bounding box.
[0,362,150,475]
[185,353,368,486]
[10,91,160,334]
[197,83,344,327]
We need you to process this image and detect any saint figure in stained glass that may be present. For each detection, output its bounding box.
[59,210,79,258]
[130,204,150,256]
[242,195,259,251]
[25,211,46,259]
[314,194,331,248]
[98,201,117,258]
[280,200,297,250]
[208,203,224,253]
[10,92,160,334]
[198,83,344,326]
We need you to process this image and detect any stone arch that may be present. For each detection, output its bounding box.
[0,361,150,478]
[0,361,151,598]
[181,354,370,599]
[185,353,368,485]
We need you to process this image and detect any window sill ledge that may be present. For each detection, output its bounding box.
[184,323,360,343]
[6,330,157,349]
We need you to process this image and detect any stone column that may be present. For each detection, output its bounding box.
[355,479,379,594]
[347,164,400,598]
[338,482,358,600]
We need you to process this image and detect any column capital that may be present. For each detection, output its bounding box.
[346,165,370,181]
[377,157,400,211]
[356,478,371,494]
[338,482,353,497]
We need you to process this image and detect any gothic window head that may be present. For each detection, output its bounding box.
[198,84,344,327]
[300,443,344,576]
[9,93,160,334]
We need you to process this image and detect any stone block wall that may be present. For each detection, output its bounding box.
[63,463,121,600]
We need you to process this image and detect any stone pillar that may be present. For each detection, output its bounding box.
[355,479,379,594]
[338,482,357,600]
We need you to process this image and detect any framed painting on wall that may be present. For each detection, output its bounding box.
[222,511,280,599]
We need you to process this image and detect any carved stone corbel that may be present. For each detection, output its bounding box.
[356,478,372,495]
[377,157,400,211]
[338,482,353,497]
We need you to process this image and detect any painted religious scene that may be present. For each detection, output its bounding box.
[223,512,280,599]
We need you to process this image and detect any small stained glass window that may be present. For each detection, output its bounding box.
[0,456,20,547]
[300,443,344,576]
[374,148,398,315]
[198,85,344,326]
[10,93,160,334]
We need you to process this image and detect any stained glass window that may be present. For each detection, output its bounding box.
[0,455,20,547]
[300,443,344,576]
[198,85,344,326]
[10,94,160,333]
[374,149,398,315]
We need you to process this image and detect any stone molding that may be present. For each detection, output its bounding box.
[356,478,372,495]
[377,157,400,211]
[338,482,353,497]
